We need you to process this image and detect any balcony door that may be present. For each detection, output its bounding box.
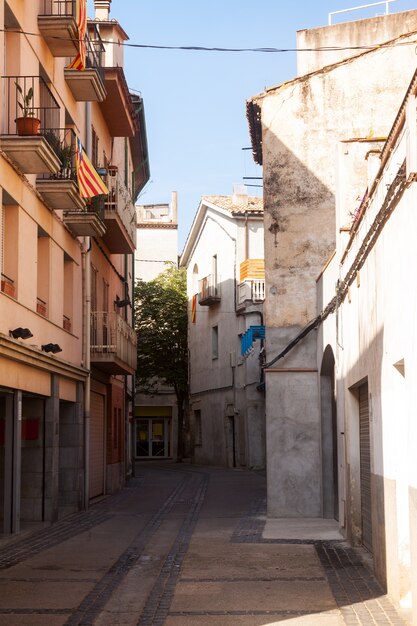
[136,418,170,458]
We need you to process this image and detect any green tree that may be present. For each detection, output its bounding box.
[134,264,188,460]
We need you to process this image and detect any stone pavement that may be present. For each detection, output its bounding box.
[0,463,409,625]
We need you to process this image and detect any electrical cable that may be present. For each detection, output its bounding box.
[263,160,407,369]
[3,26,417,54]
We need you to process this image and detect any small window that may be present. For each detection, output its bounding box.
[91,126,99,167]
[194,410,202,446]
[212,325,219,359]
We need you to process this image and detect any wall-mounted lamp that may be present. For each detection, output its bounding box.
[9,327,33,339]
[41,343,62,354]
[114,299,131,308]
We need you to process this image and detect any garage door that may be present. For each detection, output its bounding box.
[359,383,372,553]
[89,392,105,499]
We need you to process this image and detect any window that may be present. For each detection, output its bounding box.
[212,325,219,359]
[1,204,18,298]
[91,126,99,167]
[194,410,202,446]
[91,264,98,312]
[63,253,74,332]
[37,227,50,317]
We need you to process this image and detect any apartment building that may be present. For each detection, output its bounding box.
[180,189,265,469]
[0,0,149,534]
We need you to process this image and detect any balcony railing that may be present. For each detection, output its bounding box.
[90,311,137,374]
[2,76,60,137]
[0,76,62,174]
[102,169,136,252]
[237,279,265,308]
[86,24,105,80]
[40,127,77,180]
[136,204,172,223]
[198,274,221,306]
[38,1,79,57]
[65,26,107,102]
[39,0,76,17]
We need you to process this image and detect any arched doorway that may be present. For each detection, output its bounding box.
[320,345,339,520]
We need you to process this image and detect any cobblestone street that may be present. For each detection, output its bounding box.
[0,463,408,625]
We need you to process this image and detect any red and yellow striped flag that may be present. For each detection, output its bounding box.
[191,294,197,323]
[67,0,87,71]
[75,138,109,198]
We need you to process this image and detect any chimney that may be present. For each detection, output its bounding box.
[94,0,111,20]
[171,191,178,223]
[232,183,248,208]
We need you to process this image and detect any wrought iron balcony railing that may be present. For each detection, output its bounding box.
[2,76,60,137]
[104,169,136,246]
[40,127,77,180]
[39,0,76,17]
[86,24,105,80]
[198,274,221,306]
[91,311,137,374]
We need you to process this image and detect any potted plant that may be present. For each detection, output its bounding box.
[57,142,74,179]
[14,82,40,135]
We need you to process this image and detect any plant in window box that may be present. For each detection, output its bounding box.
[14,83,41,136]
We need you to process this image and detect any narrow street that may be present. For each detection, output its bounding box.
[0,463,407,626]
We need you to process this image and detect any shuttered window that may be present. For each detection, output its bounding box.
[359,383,372,553]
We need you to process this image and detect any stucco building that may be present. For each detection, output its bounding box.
[0,0,149,534]
[246,7,417,623]
[134,194,179,459]
[180,189,265,469]
[318,67,417,624]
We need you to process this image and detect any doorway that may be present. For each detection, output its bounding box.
[136,418,171,458]
[320,345,339,520]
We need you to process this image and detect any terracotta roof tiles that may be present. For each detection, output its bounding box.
[202,195,263,215]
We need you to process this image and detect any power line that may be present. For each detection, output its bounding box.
[3,26,417,54]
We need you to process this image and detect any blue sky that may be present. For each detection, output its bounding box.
[88,0,417,248]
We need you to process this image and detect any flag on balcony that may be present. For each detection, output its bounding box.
[75,138,109,198]
[66,0,87,71]
[191,294,197,323]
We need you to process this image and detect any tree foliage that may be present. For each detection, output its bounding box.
[134,264,188,400]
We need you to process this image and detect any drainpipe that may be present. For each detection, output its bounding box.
[82,102,92,510]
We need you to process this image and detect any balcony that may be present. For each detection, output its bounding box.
[240,258,265,282]
[0,76,62,175]
[63,195,106,238]
[90,311,137,375]
[237,279,265,310]
[99,67,136,137]
[36,128,85,211]
[38,0,79,57]
[198,274,221,306]
[102,169,136,253]
[64,27,107,102]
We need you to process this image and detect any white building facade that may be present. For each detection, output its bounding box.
[180,192,265,469]
[318,69,417,623]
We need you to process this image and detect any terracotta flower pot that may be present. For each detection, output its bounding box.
[15,116,41,136]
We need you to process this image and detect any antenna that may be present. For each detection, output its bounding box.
[328,0,398,25]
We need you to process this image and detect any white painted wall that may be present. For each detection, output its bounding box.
[319,82,417,622]
[183,200,265,468]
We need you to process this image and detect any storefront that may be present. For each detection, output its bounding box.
[135,406,172,458]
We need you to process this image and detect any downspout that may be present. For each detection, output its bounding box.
[131,251,136,477]
[82,102,92,510]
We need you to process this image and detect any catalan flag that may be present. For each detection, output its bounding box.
[66,0,87,71]
[191,294,197,323]
[75,138,109,198]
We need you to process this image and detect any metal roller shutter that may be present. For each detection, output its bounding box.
[89,392,105,499]
[359,383,372,553]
